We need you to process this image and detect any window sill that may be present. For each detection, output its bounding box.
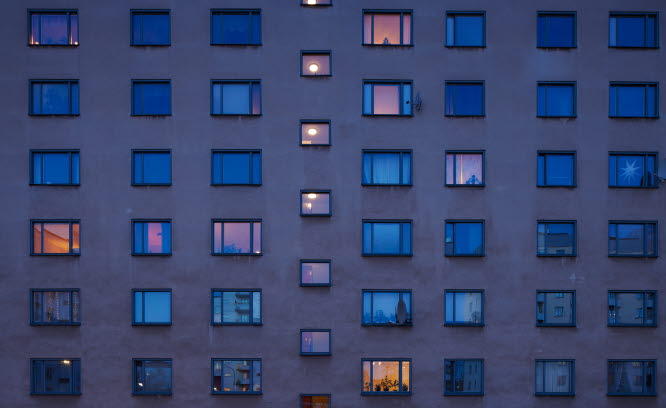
[212,253,263,256]
[28,44,79,47]
[362,392,412,396]
[445,45,486,48]
[30,322,81,326]
[301,214,332,217]
[536,392,575,396]
[210,113,262,117]
[444,392,484,396]
[362,323,412,327]
[132,183,172,187]
[445,184,485,187]
[362,253,413,257]
[362,43,413,47]
[211,183,262,186]
[362,183,412,187]
[301,352,332,356]
[444,323,484,327]
[30,253,80,256]
[609,115,659,119]
[211,322,263,326]
[537,184,577,188]
[300,283,331,287]
[133,392,172,396]
[212,391,262,395]
[132,253,172,256]
[132,323,172,326]
[30,183,80,186]
[537,254,576,257]
[301,74,333,78]
[362,114,413,117]
[445,254,485,257]
[300,143,331,147]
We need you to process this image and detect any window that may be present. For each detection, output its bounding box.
[537,151,576,187]
[445,290,484,326]
[301,121,331,146]
[31,289,80,325]
[31,359,81,395]
[608,360,656,396]
[608,291,656,327]
[363,10,412,46]
[132,80,171,115]
[363,150,412,186]
[362,220,412,256]
[133,359,172,395]
[132,220,172,255]
[363,81,412,116]
[300,394,331,408]
[445,151,484,186]
[211,150,261,185]
[537,221,576,256]
[537,12,576,48]
[212,220,262,255]
[30,150,80,185]
[132,150,171,185]
[301,191,331,216]
[302,0,331,6]
[609,82,658,118]
[211,80,262,115]
[300,260,331,286]
[29,10,78,45]
[537,82,576,117]
[211,290,262,325]
[535,360,574,395]
[536,291,575,326]
[362,290,412,326]
[211,359,262,394]
[444,359,483,395]
[445,81,484,116]
[131,10,170,45]
[445,220,484,257]
[362,359,411,395]
[446,12,485,47]
[610,13,658,48]
[30,80,79,116]
[31,220,80,255]
[132,290,171,325]
[608,222,657,257]
[301,330,331,355]
[609,152,658,187]
[211,9,261,45]
[301,51,332,76]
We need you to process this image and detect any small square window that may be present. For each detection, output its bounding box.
[301,330,331,355]
[212,359,262,394]
[211,80,262,115]
[610,13,658,48]
[362,359,411,394]
[362,220,412,256]
[31,289,80,325]
[537,12,576,48]
[445,220,484,257]
[537,82,576,117]
[535,360,574,395]
[30,150,80,185]
[131,10,170,45]
[301,191,331,216]
[301,121,331,145]
[133,359,172,395]
[132,150,171,185]
[211,290,262,325]
[609,82,658,118]
[608,360,656,395]
[301,51,332,76]
[445,290,484,326]
[132,290,171,325]
[363,81,412,116]
[212,150,261,185]
[536,291,575,326]
[212,220,262,255]
[300,260,331,286]
[300,394,331,407]
[446,12,486,47]
[445,81,484,117]
[609,152,658,187]
[363,10,412,46]
[538,152,576,187]
[132,220,172,255]
[609,222,657,257]
[31,359,81,395]
[132,80,171,116]
[30,80,79,116]
[29,10,78,46]
[537,221,576,256]
[31,220,80,255]
[444,359,483,395]
[445,151,484,186]
[363,150,412,186]
[608,291,656,327]
[211,9,261,45]
[362,290,412,326]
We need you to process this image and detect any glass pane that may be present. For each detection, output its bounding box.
[539,15,574,47]
[402,14,411,45]
[252,360,262,391]
[401,223,411,254]
[301,123,330,145]
[613,292,645,324]
[302,192,330,215]
[222,84,250,114]
[222,292,250,323]
[42,153,71,184]
[616,86,646,117]
[373,85,400,114]
[363,84,372,114]
[373,14,401,45]
[252,222,261,254]
[251,153,261,184]
[221,13,250,44]
[543,85,574,116]
[372,361,400,391]
[453,223,483,255]
[616,224,644,255]
[40,83,70,115]
[402,83,412,115]
[136,83,170,115]
[301,262,330,284]
[146,222,170,253]
[252,292,261,323]
[450,84,483,115]
[140,152,171,184]
[223,222,251,254]
[136,14,170,44]
[134,292,143,323]
[454,15,483,46]
[221,153,251,184]
[609,361,649,393]
[401,153,411,184]
[538,223,574,255]
[40,14,69,45]
[368,153,400,184]
[401,361,410,392]
[251,83,261,114]
[141,360,171,393]
[371,223,400,254]
[362,361,371,391]
[616,16,646,47]
[537,361,571,393]
[43,223,71,254]
[301,331,330,353]
[450,153,483,185]
[544,292,574,324]
[70,14,78,44]
[143,292,171,323]
[369,292,410,324]
[646,224,656,256]
[302,54,330,76]
[453,292,483,324]
[545,154,573,186]
[646,86,656,117]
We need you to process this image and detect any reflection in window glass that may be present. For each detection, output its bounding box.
[32,221,80,255]
[133,291,171,324]
[30,10,78,45]
[363,221,411,255]
[133,359,172,394]
[362,360,410,394]
[445,82,484,116]
[131,11,170,45]
[445,291,483,325]
[363,82,412,115]
[536,291,575,326]
[610,13,658,47]
[608,361,656,395]
[133,151,171,185]
[302,52,331,76]
[362,290,412,325]
[445,359,483,395]
[301,330,331,354]
[301,122,330,145]
[537,222,575,256]
[608,291,656,326]
[301,192,331,216]
[212,220,262,255]
[446,152,484,185]
[363,11,411,45]
[212,151,261,185]
[301,261,331,286]
[538,153,575,186]
[538,13,576,47]
[133,221,171,254]
[30,81,79,115]
[445,221,484,256]
[212,290,261,324]
[31,290,80,325]
[211,10,261,45]
[212,359,262,393]
[609,222,656,257]
[31,151,80,185]
[132,81,171,115]
[212,81,261,115]
[536,361,574,395]
[31,359,81,395]
[610,83,658,118]
[538,83,575,117]
[363,151,411,185]
[446,13,485,46]
[609,153,657,187]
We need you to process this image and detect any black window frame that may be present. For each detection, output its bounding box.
[444,358,484,396]
[536,290,576,327]
[609,82,659,118]
[30,219,80,256]
[210,9,262,46]
[131,149,172,186]
[362,10,413,47]
[537,81,577,118]
[537,151,577,187]
[445,150,485,187]
[362,149,413,186]
[608,151,658,188]
[608,290,657,327]
[300,329,332,356]
[132,358,173,396]
[211,219,263,256]
[537,11,577,48]
[30,149,80,186]
[607,360,657,396]
[130,9,171,46]
[131,289,172,326]
[210,289,263,326]
[29,79,79,116]
[361,358,412,395]
[445,11,487,48]
[211,358,262,394]
[445,219,485,257]
[30,288,81,326]
[535,359,575,396]
[444,81,486,117]
[608,221,658,258]
[362,289,413,326]
[31,358,81,395]
[28,9,79,46]
[211,149,262,186]
[537,220,577,257]
[609,12,659,48]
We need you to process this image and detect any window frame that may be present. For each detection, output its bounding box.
[131,79,172,116]
[211,219,263,256]
[607,359,657,396]
[30,219,80,256]
[445,11,487,48]
[362,219,413,257]
[361,358,412,395]
[131,219,172,256]
[609,12,659,49]
[537,220,577,257]
[30,288,81,326]
[608,290,657,327]
[29,149,80,186]
[130,9,171,46]
[536,290,576,327]
[608,221,658,258]
[300,394,332,407]
[300,329,332,356]
[301,189,332,217]
[444,81,486,117]
[362,10,413,47]
[211,149,262,186]
[300,50,332,77]
[300,259,332,287]
[210,9,262,46]
[445,150,485,187]
[210,358,262,395]
[131,289,172,326]
[300,119,332,146]
[29,79,79,116]
[608,151,659,188]
[362,289,413,327]
[362,80,413,116]
[537,151,577,187]
[132,358,173,396]
[534,359,575,396]
[210,289,263,326]
[30,358,81,395]
[28,9,79,46]
[445,219,485,257]
[444,289,485,327]
[537,81,577,118]
[301,0,332,7]
[444,358,484,396]
[609,82,659,118]
[362,149,413,186]
[131,149,172,186]
[537,11,577,48]
[210,79,262,116]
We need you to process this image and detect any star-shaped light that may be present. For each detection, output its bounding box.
[620,160,641,184]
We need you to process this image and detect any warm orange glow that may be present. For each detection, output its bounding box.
[308,0,317,4]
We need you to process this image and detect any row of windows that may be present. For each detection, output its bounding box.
[29,219,659,258]
[27,79,661,118]
[28,9,660,49]
[29,358,657,397]
[29,150,662,188]
[30,289,657,328]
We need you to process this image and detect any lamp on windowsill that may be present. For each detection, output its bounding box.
[307,0,317,4]
[307,128,318,137]
[308,63,320,75]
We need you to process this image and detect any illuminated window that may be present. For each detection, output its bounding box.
[212,220,262,255]
[301,120,331,145]
[212,150,261,185]
[608,222,657,257]
[132,80,171,115]
[211,9,261,45]
[301,330,331,355]
[362,359,411,395]
[30,80,79,116]
[363,150,412,186]
[363,10,412,46]
[31,359,81,395]
[608,291,656,327]
[610,82,658,118]
[445,220,484,256]
[211,80,262,115]
[610,13,658,48]
[132,150,171,185]
[537,221,576,256]
[132,290,171,325]
[609,152,657,187]
[363,81,412,115]
[211,359,262,394]
[536,291,575,326]
[300,260,331,286]
[211,290,262,325]
[363,220,412,256]
[31,220,80,255]
[446,12,485,47]
[608,360,656,395]
[30,289,80,325]
[301,190,331,216]
[445,81,484,116]
[538,151,576,187]
[29,10,78,45]
[301,51,332,76]
[535,360,574,395]
[362,290,412,326]
[444,359,483,395]
[445,290,484,326]
[133,359,172,395]
[538,12,576,48]
[132,220,171,255]
[131,10,170,45]
[30,150,80,185]
[300,394,331,408]
[538,82,576,117]
[445,151,484,186]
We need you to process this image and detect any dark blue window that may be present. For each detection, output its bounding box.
[445,359,483,395]
[608,291,656,327]
[30,80,79,115]
[608,360,656,396]
[132,80,171,115]
[29,10,78,45]
[537,222,576,256]
[537,12,576,48]
[31,359,81,395]
[537,291,576,326]
[538,82,576,117]
[212,150,261,185]
[31,289,80,325]
[362,290,412,326]
[31,150,80,185]
[610,13,658,48]
[535,360,574,395]
[445,82,484,116]
[132,290,171,325]
[445,221,484,256]
[211,10,261,45]
[445,290,484,326]
[609,153,657,187]
[132,150,171,185]
[362,150,411,185]
[211,290,262,325]
[609,222,657,257]
[211,81,262,115]
[212,359,262,394]
[131,10,170,45]
[610,83,658,118]
[362,220,412,256]
[133,359,172,395]
[538,152,575,187]
[133,220,172,255]
[446,12,485,47]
